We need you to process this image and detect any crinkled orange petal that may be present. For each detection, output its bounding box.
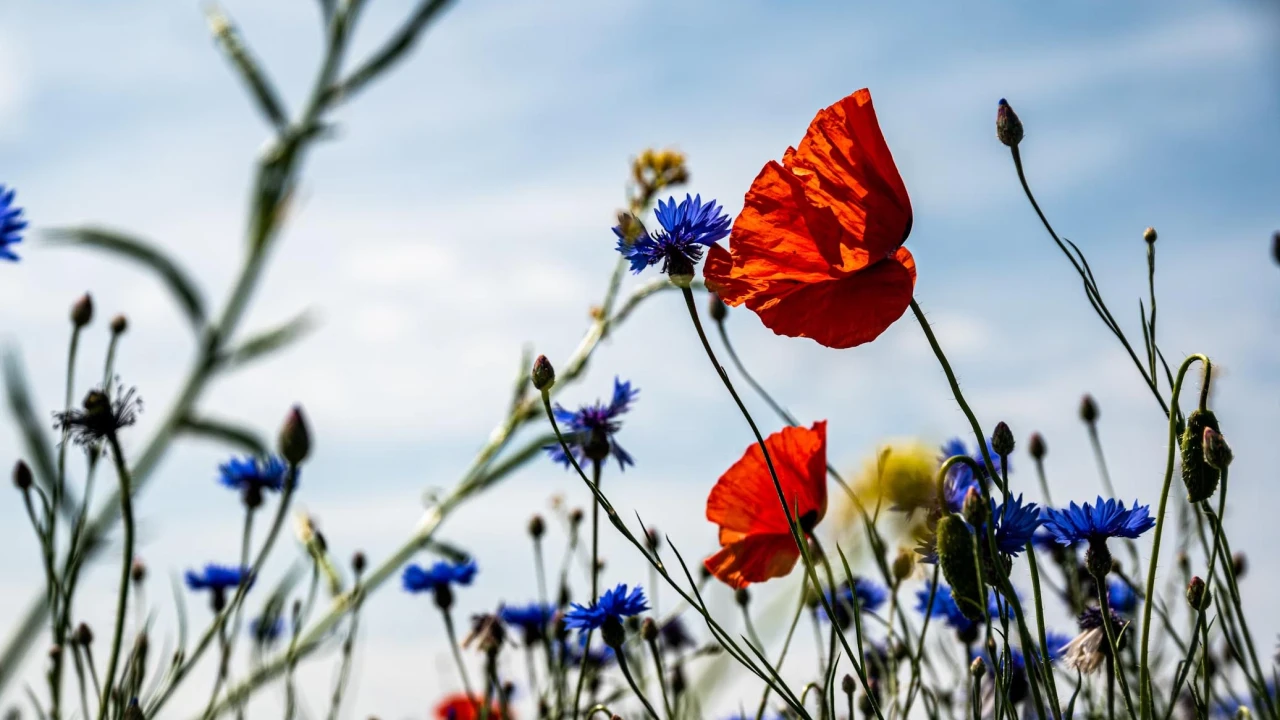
[752,247,916,349]
[702,88,915,350]
[703,534,800,590]
[706,421,828,537]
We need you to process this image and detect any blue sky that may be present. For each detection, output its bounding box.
[0,0,1277,716]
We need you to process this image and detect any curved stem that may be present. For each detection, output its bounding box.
[615,647,660,720]
[1138,354,1209,718]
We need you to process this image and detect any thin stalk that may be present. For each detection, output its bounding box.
[572,629,594,720]
[1138,354,1209,718]
[96,434,135,720]
[590,460,602,603]
[443,609,474,699]
[645,637,673,720]
[614,652,662,720]
[1095,574,1137,720]
[755,588,807,720]
[741,605,765,655]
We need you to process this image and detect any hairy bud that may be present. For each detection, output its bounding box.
[991,421,1014,457]
[531,355,555,391]
[937,516,984,622]
[995,99,1024,147]
[1181,409,1221,503]
[1028,432,1046,461]
[1202,426,1233,470]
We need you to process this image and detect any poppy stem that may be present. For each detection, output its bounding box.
[680,286,884,720]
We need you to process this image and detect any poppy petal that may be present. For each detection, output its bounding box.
[752,248,916,349]
[703,534,801,590]
[706,421,828,536]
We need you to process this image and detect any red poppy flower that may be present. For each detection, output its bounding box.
[434,694,508,720]
[703,89,915,349]
[703,421,828,589]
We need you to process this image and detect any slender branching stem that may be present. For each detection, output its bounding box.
[96,433,135,720]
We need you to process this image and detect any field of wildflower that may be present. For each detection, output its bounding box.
[1,3,1277,720]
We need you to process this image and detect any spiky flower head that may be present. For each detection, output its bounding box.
[614,194,731,285]
[543,377,638,470]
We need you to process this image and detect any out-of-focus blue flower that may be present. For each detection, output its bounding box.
[990,494,1043,555]
[660,617,694,652]
[562,633,615,667]
[615,194,731,277]
[402,559,478,593]
[1041,497,1155,546]
[823,576,888,625]
[564,584,648,632]
[544,378,638,471]
[249,616,285,644]
[939,438,1005,513]
[218,456,290,493]
[972,645,1026,675]
[916,582,978,635]
[0,185,27,262]
[185,564,252,592]
[1044,631,1072,664]
[1108,579,1137,615]
[500,603,554,644]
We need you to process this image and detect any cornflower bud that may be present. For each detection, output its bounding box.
[1143,227,1158,244]
[641,617,658,642]
[734,588,751,607]
[279,405,311,466]
[991,421,1014,457]
[71,294,94,327]
[1028,432,1047,461]
[892,549,914,583]
[1187,576,1211,611]
[962,487,987,527]
[531,355,555,391]
[528,514,546,539]
[970,657,986,679]
[842,674,855,695]
[996,99,1024,147]
[708,293,727,323]
[12,460,32,491]
[110,314,128,335]
[1079,394,1099,424]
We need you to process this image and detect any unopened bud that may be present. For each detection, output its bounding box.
[936,516,983,622]
[1202,427,1233,470]
[569,508,584,527]
[110,314,128,335]
[1177,551,1191,575]
[708,293,727,323]
[12,460,32,491]
[1273,231,1280,265]
[842,673,855,695]
[1181,409,1221,503]
[1143,227,1157,244]
[1079,394,1099,424]
[1187,576,1211,611]
[71,294,94,327]
[75,623,93,646]
[734,588,751,607]
[528,514,546,539]
[962,487,987,526]
[991,421,1014,457]
[352,551,366,576]
[1028,432,1046,461]
[970,656,986,679]
[645,527,661,553]
[892,549,914,583]
[996,99,1023,147]
[641,617,658,642]
[531,355,555,391]
[1232,552,1247,579]
[48,644,61,660]
[130,558,147,584]
[278,405,311,466]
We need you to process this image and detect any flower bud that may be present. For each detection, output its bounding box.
[962,487,987,527]
[1202,427,1233,470]
[936,515,984,622]
[433,583,454,612]
[278,405,311,466]
[110,314,128,335]
[1187,576,1211,611]
[708,293,727,323]
[1028,432,1046,461]
[969,656,987,679]
[531,355,555,391]
[1232,552,1247,579]
[74,623,94,646]
[1180,409,1221,503]
[996,99,1024,147]
[528,514,546,539]
[641,617,658,642]
[645,526,661,553]
[569,508,584,527]
[601,616,626,649]
[892,549,914,583]
[1273,231,1280,265]
[842,674,855,695]
[352,551,366,576]
[734,587,751,607]
[71,293,94,327]
[1177,551,1191,576]
[12,460,32,491]
[1079,394,1099,424]
[130,558,147,584]
[991,422,1014,457]
[1143,227,1158,244]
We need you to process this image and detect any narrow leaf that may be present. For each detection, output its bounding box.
[220,311,317,369]
[206,4,290,131]
[180,416,269,456]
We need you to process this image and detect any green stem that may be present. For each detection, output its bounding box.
[755,587,806,720]
[646,637,673,720]
[96,434,135,720]
[590,460,602,603]
[1095,571,1138,720]
[443,609,474,699]
[1138,354,1209,718]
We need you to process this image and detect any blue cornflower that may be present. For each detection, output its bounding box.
[823,576,888,627]
[500,602,554,645]
[562,633,616,667]
[544,377,638,471]
[0,185,27,262]
[1042,497,1155,576]
[972,645,1026,677]
[218,455,291,508]
[1043,631,1073,664]
[402,559,478,593]
[614,194,731,280]
[990,494,1043,556]
[564,583,648,637]
[916,582,978,637]
[185,564,252,592]
[1108,578,1137,615]
[659,617,695,652]
[249,616,285,645]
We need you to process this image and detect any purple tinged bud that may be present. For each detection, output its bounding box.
[1187,576,1210,611]
[1202,426,1233,470]
[962,487,987,526]
[991,421,1014,457]
[71,294,94,327]
[531,355,555,391]
[641,617,658,642]
[996,99,1024,148]
[279,405,310,466]
[1028,432,1047,461]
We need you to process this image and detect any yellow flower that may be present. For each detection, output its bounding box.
[829,439,939,552]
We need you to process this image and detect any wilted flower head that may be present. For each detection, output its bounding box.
[55,385,142,446]
[563,583,648,633]
[544,377,638,471]
[1062,606,1127,675]
[615,194,731,282]
[402,559,478,593]
[0,185,27,261]
[463,612,507,655]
